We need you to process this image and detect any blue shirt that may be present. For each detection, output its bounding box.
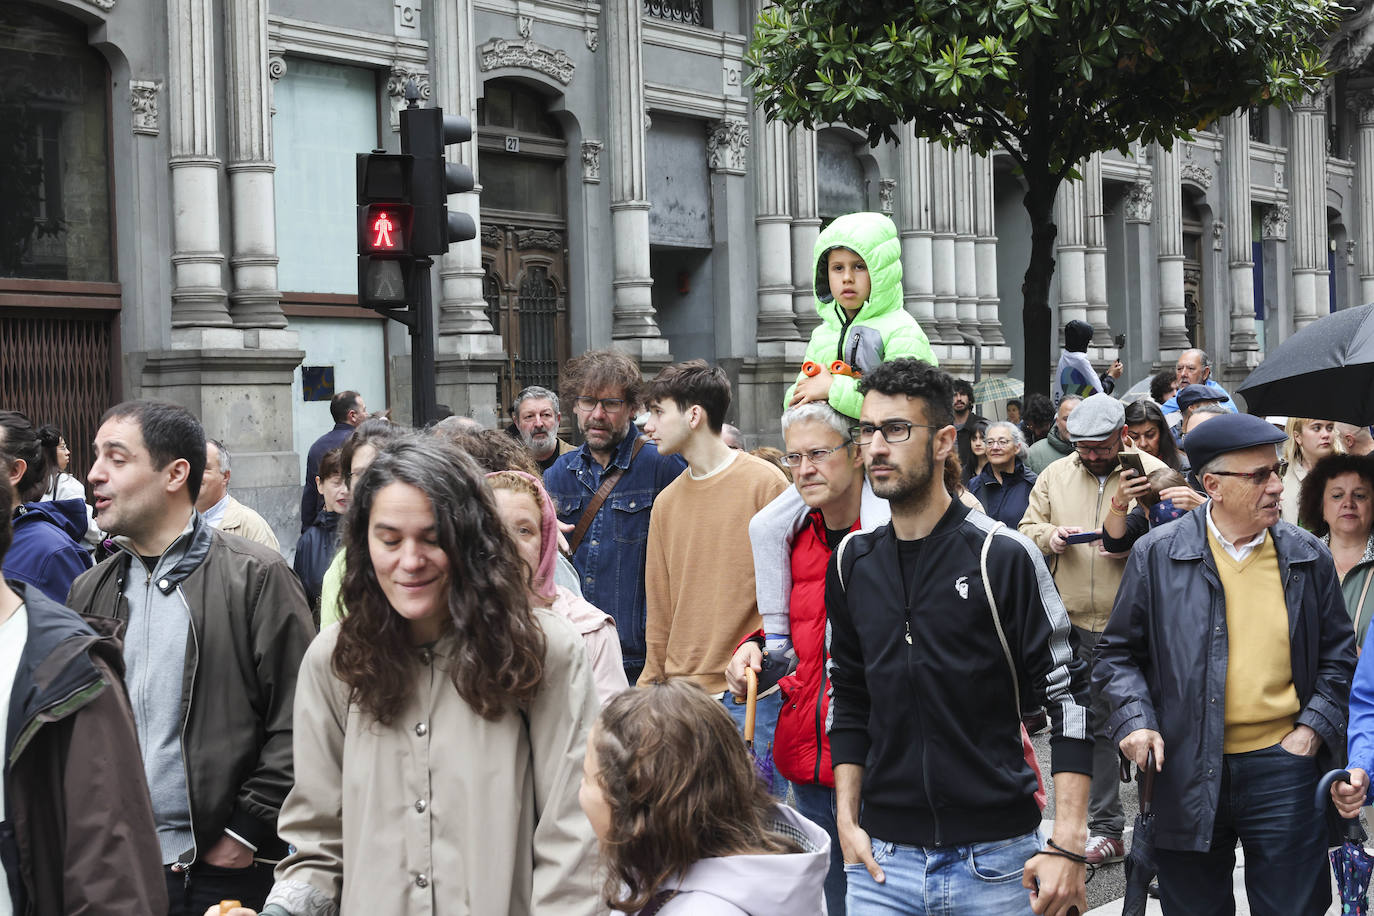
[1160,379,1238,416]
[543,433,685,668]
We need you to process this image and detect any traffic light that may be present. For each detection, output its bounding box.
[400,106,477,255]
[356,152,415,313]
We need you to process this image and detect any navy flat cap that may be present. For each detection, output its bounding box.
[1184,413,1288,488]
[1177,383,1226,413]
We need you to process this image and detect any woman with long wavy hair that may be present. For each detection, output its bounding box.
[218,434,603,916]
[580,679,830,914]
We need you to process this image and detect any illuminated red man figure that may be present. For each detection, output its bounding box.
[372,211,396,249]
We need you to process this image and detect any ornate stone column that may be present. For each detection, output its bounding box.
[1053,171,1089,330]
[168,0,231,334]
[432,0,502,348]
[1351,91,1374,303]
[790,128,822,336]
[1153,143,1191,353]
[225,0,284,328]
[897,124,937,343]
[952,146,981,341]
[1083,153,1112,347]
[972,151,1004,346]
[1290,91,1328,330]
[605,0,663,349]
[1222,110,1260,365]
[753,110,798,347]
[930,143,959,344]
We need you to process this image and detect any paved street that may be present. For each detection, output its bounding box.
[1032,732,1346,916]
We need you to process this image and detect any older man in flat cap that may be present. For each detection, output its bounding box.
[1096,413,1356,916]
[1020,393,1167,864]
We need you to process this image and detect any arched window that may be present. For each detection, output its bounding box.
[0,3,113,281]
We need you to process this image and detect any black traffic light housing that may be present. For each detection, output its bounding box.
[400,106,477,255]
[356,151,417,322]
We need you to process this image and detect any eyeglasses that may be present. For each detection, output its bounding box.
[848,421,944,446]
[573,396,626,414]
[984,438,1015,449]
[781,441,852,468]
[1074,433,1121,457]
[1208,460,1289,485]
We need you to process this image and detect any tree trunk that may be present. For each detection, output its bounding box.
[1020,180,1060,399]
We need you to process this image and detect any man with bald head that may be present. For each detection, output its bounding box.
[1160,349,1236,420]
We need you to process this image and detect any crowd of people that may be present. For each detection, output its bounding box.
[3,210,1374,916]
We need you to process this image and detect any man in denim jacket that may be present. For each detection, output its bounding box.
[544,349,685,683]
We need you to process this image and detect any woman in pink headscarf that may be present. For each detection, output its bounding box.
[488,470,628,704]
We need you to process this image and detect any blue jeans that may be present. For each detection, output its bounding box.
[1154,743,1329,916]
[792,781,846,915]
[721,690,790,798]
[844,830,1041,915]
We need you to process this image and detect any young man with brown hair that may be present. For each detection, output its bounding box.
[637,361,789,759]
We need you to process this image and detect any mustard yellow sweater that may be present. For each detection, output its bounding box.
[1208,528,1300,754]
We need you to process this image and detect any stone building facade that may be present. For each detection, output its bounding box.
[1,0,1371,546]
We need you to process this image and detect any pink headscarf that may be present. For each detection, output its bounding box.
[486,469,559,603]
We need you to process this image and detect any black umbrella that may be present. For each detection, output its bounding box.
[1120,750,1157,916]
[1235,303,1374,424]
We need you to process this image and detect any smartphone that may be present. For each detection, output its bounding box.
[1119,452,1145,479]
[1064,531,1103,545]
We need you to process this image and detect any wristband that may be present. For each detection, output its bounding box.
[1110,498,1129,513]
[1109,505,1129,518]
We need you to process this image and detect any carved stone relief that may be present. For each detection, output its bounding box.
[387,67,431,131]
[130,80,162,136]
[707,118,749,174]
[1262,203,1290,240]
[581,140,603,183]
[1124,182,1153,221]
[478,38,575,86]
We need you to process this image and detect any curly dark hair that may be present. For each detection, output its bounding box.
[1124,400,1183,472]
[1149,369,1177,405]
[1022,393,1055,429]
[858,358,955,428]
[1297,453,1374,536]
[334,434,545,724]
[591,680,801,912]
[562,348,645,412]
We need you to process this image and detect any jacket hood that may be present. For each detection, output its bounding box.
[486,470,559,603]
[13,498,88,542]
[1064,319,1094,352]
[812,212,903,325]
[3,583,119,760]
[662,804,830,914]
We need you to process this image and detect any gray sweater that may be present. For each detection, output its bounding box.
[117,520,195,865]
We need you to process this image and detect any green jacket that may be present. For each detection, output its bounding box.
[784,212,936,420]
[1335,533,1374,646]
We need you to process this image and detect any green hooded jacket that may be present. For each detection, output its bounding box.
[784,212,937,420]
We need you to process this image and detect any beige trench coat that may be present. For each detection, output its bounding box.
[264,609,604,915]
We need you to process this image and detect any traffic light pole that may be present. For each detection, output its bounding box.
[411,255,438,426]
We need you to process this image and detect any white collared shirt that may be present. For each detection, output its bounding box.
[201,492,231,529]
[1205,501,1267,562]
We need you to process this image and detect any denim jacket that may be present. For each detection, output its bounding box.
[543,434,685,668]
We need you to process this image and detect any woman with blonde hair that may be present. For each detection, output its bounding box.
[1280,417,1344,524]
[488,469,628,703]
[580,679,829,914]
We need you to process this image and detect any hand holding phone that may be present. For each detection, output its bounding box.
[1064,531,1103,546]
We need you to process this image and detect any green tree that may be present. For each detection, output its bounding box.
[748,0,1340,394]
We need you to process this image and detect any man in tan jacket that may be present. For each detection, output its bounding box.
[197,439,280,551]
[1019,393,1164,867]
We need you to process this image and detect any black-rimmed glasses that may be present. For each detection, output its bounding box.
[572,396,626,414]
[848,421,944,446]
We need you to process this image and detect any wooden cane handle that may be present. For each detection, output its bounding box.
[744,666,758,744]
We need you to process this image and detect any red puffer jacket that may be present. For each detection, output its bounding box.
[774,510,848,788]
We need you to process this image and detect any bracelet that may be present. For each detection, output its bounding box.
[1109,505,1129,518]
[1045,839,1091,863]
[1110,499,1129,513]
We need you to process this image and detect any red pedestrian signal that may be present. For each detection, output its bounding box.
[362,204,412,254]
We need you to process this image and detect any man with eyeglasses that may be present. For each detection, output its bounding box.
[828,359,1092,916]
[1020,393,1167,866]
[1097,413,1356,916]
[729,402,891,914]
[544,349,686,684]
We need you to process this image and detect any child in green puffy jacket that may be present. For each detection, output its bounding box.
[784,211,937,421]
[754,213,938,656]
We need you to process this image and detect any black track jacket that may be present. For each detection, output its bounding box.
[826,500,1093,847]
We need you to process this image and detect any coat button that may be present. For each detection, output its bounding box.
[591,540,598,547]
[419,649,432,664]
[629,501,636,508]
[415,798,427,813]
[416,873,428,888]
[159,579,169,590]
[415,722,428,737]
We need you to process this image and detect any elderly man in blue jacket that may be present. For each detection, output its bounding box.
[1095,413,1356,916]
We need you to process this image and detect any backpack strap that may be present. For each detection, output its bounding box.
[567,437,645,556]
[834,529,861,592]
[979,522,1021,719]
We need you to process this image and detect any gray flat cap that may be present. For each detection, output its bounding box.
[1066,393,1125,442]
